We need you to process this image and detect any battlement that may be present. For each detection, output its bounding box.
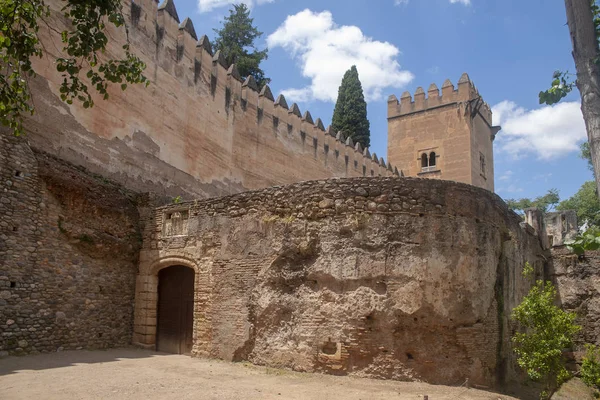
[387,73,493,125]
[387,72,498,193]
[115,0,400,180]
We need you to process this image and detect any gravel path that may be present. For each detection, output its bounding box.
[0,348,517,400]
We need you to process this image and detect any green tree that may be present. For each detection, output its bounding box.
[539,0,600,200]
[557,181,600,227]
[505,189,560,215]
[331,66,371,148]
[512,280,581,398]
[0,0,149,136]
[213,4,269,89]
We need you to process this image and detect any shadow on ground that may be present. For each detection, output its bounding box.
[0,347,166,375]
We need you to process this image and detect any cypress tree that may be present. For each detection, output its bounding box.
[331,66,370,148]
[213,4,270,88]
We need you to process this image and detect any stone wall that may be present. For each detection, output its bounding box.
[551,247,600,347]
[0,133,141,355]
[545,211,578,247]
[22,0,397,203]
[135,176,545,390]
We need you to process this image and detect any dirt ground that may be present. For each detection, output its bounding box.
[0,348,518,400]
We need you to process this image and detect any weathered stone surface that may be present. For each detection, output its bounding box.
[134,177,545,390]
[0,2,579,399]
[551,378,596,400]
[551,247,600,347]
[0,133,141,356]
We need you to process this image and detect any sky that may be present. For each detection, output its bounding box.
[170,0,592,203]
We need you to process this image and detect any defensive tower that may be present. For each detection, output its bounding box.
[387,73,501,192]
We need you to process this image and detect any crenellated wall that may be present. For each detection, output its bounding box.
[19,0,399,202]
[387,75,493,123]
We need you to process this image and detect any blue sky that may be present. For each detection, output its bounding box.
[170,0,592,202]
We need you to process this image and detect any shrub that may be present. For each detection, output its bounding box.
[582,344,600,390]
[512,280,581,398]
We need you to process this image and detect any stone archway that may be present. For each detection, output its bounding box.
[156,265,195,354]
[132,256,200,353]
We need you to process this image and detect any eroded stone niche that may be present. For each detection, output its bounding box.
[136,177,545,389]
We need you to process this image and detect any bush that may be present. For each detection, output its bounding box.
[582,344,600,390]
[512,280,581,398]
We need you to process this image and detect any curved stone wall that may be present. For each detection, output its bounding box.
[135,177,545,388]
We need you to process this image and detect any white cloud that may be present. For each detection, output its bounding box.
[501,184,524,194]
[197,0,273,13]
[266,10,414,103]
[499,170,513,181]
[492,100,587,159]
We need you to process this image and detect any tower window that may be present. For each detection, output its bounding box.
[429,152,436,167]
[420,151,438,173]
[480,152,486,176]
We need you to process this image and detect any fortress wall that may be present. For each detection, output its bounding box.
[137,177,546,390]
[0,134,141,355]
[20,0,397,202]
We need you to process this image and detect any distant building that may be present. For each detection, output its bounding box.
[545,210,578,247]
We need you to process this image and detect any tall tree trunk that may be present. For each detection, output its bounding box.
[565,0,600,199]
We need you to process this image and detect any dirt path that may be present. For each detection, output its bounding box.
[0,348,517,400]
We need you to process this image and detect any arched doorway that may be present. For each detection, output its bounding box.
[157,265,195,355]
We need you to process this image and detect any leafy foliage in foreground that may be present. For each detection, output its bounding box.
[512,280,580,398]
[539,1,600,106]
[0,0,149,135]
[566,226,600,255]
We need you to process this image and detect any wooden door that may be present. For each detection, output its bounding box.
[157,266,194,355]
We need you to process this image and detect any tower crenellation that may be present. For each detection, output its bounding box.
[388,73,481,118]
[387,73,500,192]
